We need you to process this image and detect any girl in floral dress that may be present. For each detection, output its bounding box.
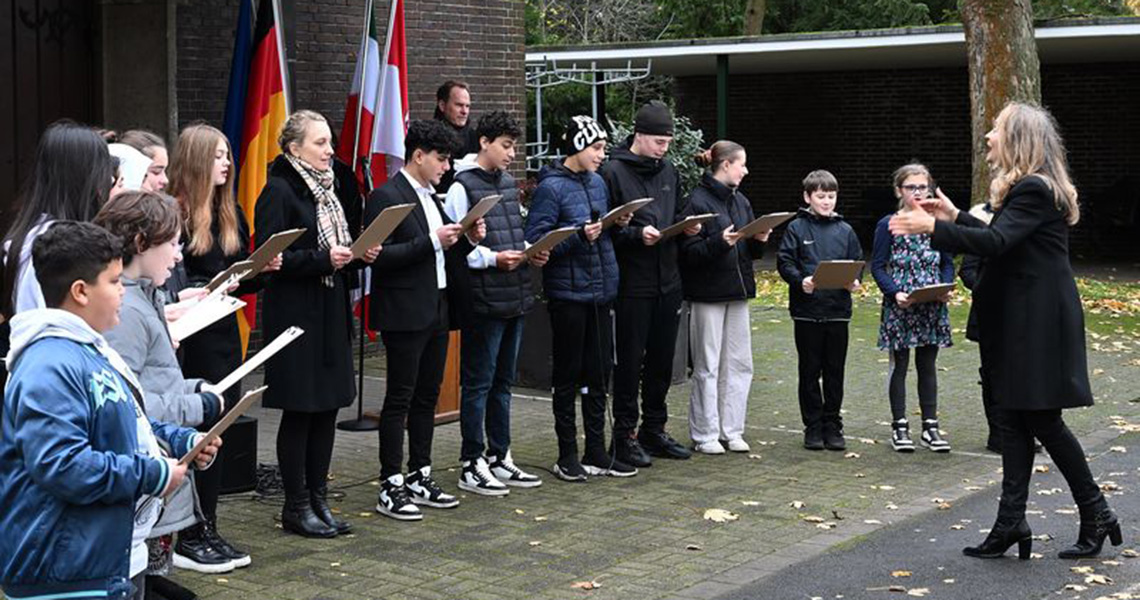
[871,164,955,453]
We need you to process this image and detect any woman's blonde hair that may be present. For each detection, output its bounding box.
[988,102,1079,225]
[892,163,932,210]
[167,123,241,255]
[278,109,328,155]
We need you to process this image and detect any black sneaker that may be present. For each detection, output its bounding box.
[920,420,951,452]
[803,424,824,450]
[639,430,692,460]
[458,457,510,496]
[375,474,422,521]
[553,456,588,482]
[173,528,236,574]
[612,434,652,468]
[823,420,846,450]
[582,450,638,478]
[891,418,916,453]
[201,519,250,568]
[406,466,460,508]
[489,451,543,488]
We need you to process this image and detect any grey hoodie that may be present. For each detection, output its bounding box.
[104,276,221,427]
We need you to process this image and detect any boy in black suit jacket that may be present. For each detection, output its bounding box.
[364,120,486,521]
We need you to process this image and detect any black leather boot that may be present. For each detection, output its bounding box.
[963,514,1033,560]
[310,484,352,535]
[1059,503,1123,559]
[281,492,336,538]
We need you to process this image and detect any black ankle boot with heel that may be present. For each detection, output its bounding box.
[310,484,352,535]
[963,516,1033,560]
[281,492,336,538]
[1059,503,1123,559]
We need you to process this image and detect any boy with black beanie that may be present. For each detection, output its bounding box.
[601,100,699,467]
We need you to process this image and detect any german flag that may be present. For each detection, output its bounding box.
[222,0,290,357]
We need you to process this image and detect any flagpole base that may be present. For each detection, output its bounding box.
[337,416,380,432]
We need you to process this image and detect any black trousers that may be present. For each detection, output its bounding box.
[998,409,1102,517]
[548,300,613,460]
[378,293,449,479]
[793,320,849,428]
[612,289,682,437]
[276,409,339,496]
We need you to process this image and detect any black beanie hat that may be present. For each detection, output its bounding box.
[562,115,607,157]
[634,100,674,136]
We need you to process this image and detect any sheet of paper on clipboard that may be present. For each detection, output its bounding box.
[350,203,416,259]
[601,198,653,229]
[523,226,579,260]
[811,260,865,290]
[243,228,305,276]
[204,260,254,293]
[658,213,718,240]
[458,194,501,232]
[167,294,246,343]
[178,385,266,466]
[906,283,956,304]
[203,326,304,396]
[733,212,796,239]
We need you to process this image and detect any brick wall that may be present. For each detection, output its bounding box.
[176,0,526,149]
[673,62,1140,257]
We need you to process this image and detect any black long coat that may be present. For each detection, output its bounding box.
[930,176,1092,411]
[253,155,361,412]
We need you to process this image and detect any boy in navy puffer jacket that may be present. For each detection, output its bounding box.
[525,115,635,481]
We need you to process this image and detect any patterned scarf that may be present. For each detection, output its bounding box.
[286,154,351,287]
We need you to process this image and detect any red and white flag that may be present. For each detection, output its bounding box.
[337,0,407,191]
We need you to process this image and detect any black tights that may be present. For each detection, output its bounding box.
[276,409,339,497]
[998,409,1103,518]
[888,345,939,421]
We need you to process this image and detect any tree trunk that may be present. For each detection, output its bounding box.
[745,0,766,35]
[960,0,1041,205]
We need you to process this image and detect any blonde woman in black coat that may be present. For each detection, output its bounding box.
[255,110,381,538]
[891,102,1121,560]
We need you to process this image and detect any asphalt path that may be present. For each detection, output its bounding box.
[715,433,1140,600]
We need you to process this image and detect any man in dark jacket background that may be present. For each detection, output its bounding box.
[601,101,698,467]
[434,80,480,193]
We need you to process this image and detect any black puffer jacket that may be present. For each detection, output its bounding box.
[679,173,765,302]
[776,208,863,321]
[601,137,688,298]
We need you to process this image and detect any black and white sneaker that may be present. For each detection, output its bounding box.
[891,418,916,453]
[582,451,638,478]
[458,457,509,496]
[375,474,423,521]
[553,456,588,482]
[406,466,460,508]
[920,419,951,453]
[489,451,542,488]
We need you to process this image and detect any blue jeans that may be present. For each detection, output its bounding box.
[460,314,525,461]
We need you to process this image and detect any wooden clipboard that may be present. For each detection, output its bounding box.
[244,228,305,276]
[733,212,796,239]
[203,326,304,396]
[351,203,416,259]
[658,213,718,240]
[178,385,266,466]
[812,260,865,290]
[907,283,956,304]
[204,260,254,293]
[458,194,501,232]
[167,294,246,343]
[601,198,653,229]
[524,226,579,260]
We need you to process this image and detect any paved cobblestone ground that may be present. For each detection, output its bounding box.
[176,290,1140,600]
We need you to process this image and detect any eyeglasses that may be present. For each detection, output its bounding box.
[901,184,929,194]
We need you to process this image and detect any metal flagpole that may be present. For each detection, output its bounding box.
[348,0,374,176]
[270,0,291,114]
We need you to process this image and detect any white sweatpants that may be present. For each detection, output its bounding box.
[688,300,753,444]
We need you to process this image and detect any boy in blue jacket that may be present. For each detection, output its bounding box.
[776,170,863,452]
[0,221,218,600]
